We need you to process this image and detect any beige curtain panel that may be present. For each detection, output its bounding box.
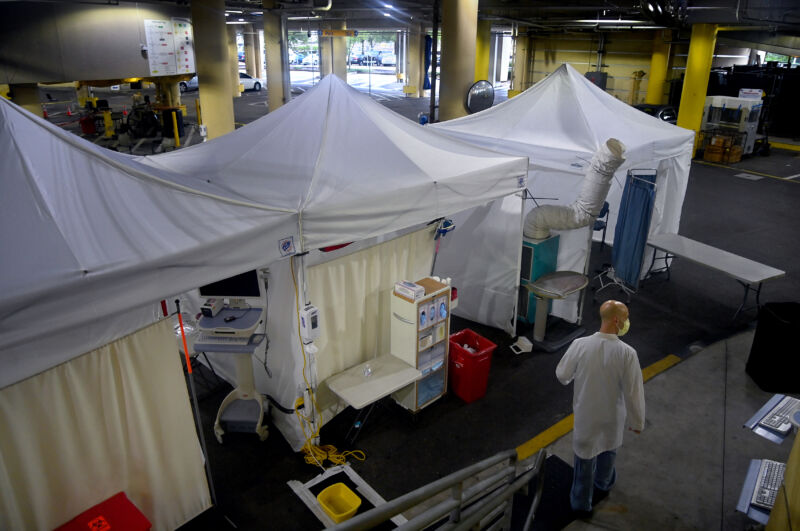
[0,319,211,530]
[311,226,436,424]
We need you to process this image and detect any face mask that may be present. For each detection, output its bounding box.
[617,318,630,337]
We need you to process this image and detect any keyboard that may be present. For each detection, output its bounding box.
[758,396,800,435]
[197,334,250,345]
[750,459,786,510]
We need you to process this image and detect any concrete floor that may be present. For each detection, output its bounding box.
[37,78,799,530]
[549,328,795,530]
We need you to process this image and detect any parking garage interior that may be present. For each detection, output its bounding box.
[2,1,800,530]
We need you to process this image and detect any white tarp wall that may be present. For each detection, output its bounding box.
[0,320,211,530]
[432,64,694,328]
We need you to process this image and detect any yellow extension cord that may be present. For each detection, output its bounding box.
[291,256,366,470]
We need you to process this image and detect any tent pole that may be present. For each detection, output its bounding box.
[176,299,218,507]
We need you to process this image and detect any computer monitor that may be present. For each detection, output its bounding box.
[198,270,261,308]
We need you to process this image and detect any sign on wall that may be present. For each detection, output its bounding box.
[144,18,196,76]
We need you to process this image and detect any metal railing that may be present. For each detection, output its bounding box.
[330,449,546,531]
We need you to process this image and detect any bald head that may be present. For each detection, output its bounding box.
[599,300,629,334]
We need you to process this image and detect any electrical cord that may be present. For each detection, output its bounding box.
[290,255,365,470]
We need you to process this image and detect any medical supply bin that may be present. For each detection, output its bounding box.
[317,482,361,523]
[448,329,496,403]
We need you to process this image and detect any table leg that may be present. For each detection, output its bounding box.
[733,281,753,321]
[346,403,376,445]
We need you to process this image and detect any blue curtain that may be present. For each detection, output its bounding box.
[424,35,432,90]
[612,171,657,290]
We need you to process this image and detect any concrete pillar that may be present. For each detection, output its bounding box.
[263,0,285,112]
[406,23,424,98]
[244,24,257,77]
[10,83,41,116]
[320,21,347,81]
[474,19,491,82]
[676,24,718,157]
[228,25,241,98]
[509,25,530,97]
[645,30,672,105]
[155,80,181,108]
[255,29,265,80]
[191,0,234,139]
[439,0,478,121]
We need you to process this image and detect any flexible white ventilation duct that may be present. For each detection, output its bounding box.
[524,138,626,240]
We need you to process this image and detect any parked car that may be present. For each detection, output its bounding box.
[289,50,305,64]
[360,50,381,65]
[302,53,319,66]
[348,51,361,65]
[379,52,396,66]
[633,103,677,124]
[239,72,263,91]
[179,76,199,93]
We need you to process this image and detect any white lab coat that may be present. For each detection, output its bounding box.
[556,332,645,459]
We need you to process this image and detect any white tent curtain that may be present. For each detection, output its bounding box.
[309,226,437,426]
[0,320,211,530]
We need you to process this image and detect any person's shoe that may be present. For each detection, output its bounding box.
[570,508,593,519]
[592,487,610,505]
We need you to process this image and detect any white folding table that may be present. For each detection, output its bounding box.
[646,233,785,319]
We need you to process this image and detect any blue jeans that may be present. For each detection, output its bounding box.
[570,450,617,512]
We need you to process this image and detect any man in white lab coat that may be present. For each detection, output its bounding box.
[556,300,645,515]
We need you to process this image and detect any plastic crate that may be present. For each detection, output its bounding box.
[449,329,497,403]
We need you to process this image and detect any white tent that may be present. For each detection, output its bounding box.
[0,74,529,523]
[431,64,695,331]
[137,74,529,449]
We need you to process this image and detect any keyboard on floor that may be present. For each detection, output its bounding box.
[758,396,800,435]
[750,459,786,510]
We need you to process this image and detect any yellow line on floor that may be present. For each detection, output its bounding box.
[770,141,800,152]
[516,353,682,461]
[695,160,800,183]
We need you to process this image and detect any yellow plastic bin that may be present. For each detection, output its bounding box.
[317,483,362,524]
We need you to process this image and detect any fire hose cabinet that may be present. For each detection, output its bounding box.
[448,329,497,403]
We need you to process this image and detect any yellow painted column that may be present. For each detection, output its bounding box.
[320,21,347,81]
[439,0,479,121]
[228,25,242,98]
[677,24,718,157]
[474,19,491,82]
[155,80,181,108]
[263,0,285,112]
[509,26,530,97]
[244,24,257,77]
[76,84,90,109]
[10,83,41,116]
[406,23,424,98]
[191,0,234,139]
[645,30,672,105]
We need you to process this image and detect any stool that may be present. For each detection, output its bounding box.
[525,271,589,352]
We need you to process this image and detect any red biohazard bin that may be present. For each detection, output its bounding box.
[55,492,151,531]
[448,329,497,403]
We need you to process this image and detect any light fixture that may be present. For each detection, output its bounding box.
[383,12,390,16]
[384,3,393,7]
[225,10,243,14]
